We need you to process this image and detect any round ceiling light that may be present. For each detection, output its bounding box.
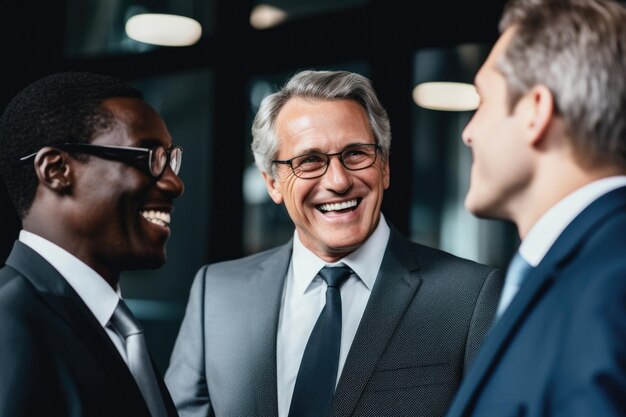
[250,4,287,29]
[125,13,202,47]
[413,82,480,111]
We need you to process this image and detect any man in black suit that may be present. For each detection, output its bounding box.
[0,72,184,417]
[165,70,503,417]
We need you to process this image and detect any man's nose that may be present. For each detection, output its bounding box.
[157,166,185,198]
[321,156,352,193]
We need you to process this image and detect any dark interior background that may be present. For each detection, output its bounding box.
[0,0,519,372]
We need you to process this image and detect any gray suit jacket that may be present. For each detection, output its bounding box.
[165,227,502,417]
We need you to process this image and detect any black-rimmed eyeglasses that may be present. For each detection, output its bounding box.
[19,143,183,179]
[272,143,380,179]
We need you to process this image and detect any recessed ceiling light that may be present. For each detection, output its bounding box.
[125,13,202,47]
[250,4,287,30]
[413,82,479,111]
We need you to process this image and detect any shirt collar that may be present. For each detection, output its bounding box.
[291,214,391,294]
[520,176,626,266]
[18,230,121,327]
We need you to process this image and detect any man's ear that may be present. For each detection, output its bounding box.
[261,171,284,204]
[522,85,555,146]
[33,147,72,193]
[382,158,390,190]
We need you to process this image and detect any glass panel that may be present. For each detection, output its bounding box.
[120,68,213,370]
[242,63,369,255]
[411,44,517,268]
[65,0,214,57]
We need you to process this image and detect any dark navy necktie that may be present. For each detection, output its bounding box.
[288,266,352,417]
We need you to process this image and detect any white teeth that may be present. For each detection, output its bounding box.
[140,210,171,227]
[319,199,358,212]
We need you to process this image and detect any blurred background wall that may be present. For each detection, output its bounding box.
[0,0,518,372]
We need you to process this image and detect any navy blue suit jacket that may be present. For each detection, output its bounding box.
[446,186,626,417]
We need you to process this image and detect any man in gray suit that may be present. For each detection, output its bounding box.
[165,70,503,417]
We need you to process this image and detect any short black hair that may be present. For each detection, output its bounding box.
[0,71,143,218]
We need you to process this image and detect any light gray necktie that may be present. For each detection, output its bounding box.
[109,300,168,417]
[495,252,533,319]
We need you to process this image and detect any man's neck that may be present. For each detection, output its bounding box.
[21,221,120,289]
[513,159,626,239]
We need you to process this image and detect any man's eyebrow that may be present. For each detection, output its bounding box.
[292,147,322,156]
[138,138,168,148]
[293,142,373,156]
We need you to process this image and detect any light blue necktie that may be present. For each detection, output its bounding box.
[495,252,533,319]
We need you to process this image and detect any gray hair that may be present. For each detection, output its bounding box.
[498,0,626,167]
[251,70,391,176]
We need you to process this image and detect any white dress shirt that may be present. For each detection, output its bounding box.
[276,215,390,417]
[519,176,626,266]
[18,230,129,363]
[497,176,626,317]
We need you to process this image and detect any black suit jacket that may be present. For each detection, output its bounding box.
[0,241,178,417]
[166,226,503,417]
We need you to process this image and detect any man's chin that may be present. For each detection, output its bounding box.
[124,252,167,271]
[465,196,509,221]
[465,191,489,217]
[318,239,365,260]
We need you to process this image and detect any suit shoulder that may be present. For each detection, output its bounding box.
[195,243,289,278]
[0,264,21,289]
[0,265,39,311]
[0,266,45,345]
[565,209,626,290]
[410,241,500,278]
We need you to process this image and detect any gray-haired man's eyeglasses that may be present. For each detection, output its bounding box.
[272,143,380,179]
[20,143,183,180]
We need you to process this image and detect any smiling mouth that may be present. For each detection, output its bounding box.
[140,210,171,227]
[317,198,360,213]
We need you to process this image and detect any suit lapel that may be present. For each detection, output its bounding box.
[249,241,293,416]
[153,358,179,417]
[446,186,626,417]
[5,241,152,413]
[445,259,556,417]
[330,229,422,417]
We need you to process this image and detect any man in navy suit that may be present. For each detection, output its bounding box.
[446,0,626,416]
[0,72,184,417]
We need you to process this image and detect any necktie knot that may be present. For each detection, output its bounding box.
[109,299,167,417]
[495,252,534,319]
[506,252,533,289]
[318,265,352,289]
[109,300,143,339]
